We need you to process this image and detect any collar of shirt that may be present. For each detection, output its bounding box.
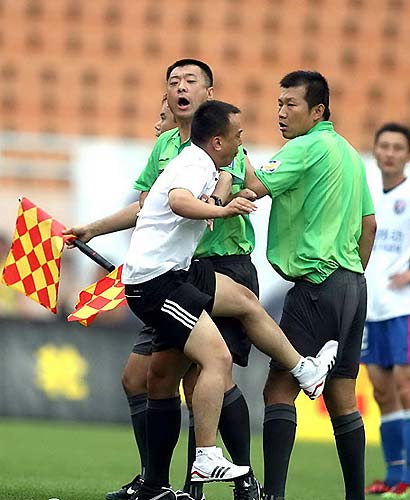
[187,143,218,173]
[171,129,191,153]
[306,121,334,135]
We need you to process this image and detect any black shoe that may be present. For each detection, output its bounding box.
[105,474,144,500]
[131,486,194,500]
[263,495,284,500]
[234,473,262,500]
[184,483,205,500]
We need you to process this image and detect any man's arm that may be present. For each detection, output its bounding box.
[358,214,376,270]
[63,201,140,244]
[389,270,410,289]
[211,171,232,205]
[243,156,269,198]
[168,189,256,220]
[139,191,149,207]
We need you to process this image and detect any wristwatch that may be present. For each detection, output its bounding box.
[210,195,223,206]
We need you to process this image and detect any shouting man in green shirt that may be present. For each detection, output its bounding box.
[131,59,259,500]
[245,71,376,500]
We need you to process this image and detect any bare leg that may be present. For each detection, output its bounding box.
[212,273,301,369]
[212,273,338,401]
[122,352,151,396]
[183,311,232,446]
[367,365,402,414]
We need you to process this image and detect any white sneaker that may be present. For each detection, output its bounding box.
[133,486,194,500]
[297,340,338,400]
[191,447,250,483]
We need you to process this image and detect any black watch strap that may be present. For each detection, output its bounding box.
[210,195,223,206]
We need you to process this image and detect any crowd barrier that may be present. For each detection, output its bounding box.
[0,318,380,443]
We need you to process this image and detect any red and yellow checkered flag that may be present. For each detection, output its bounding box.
[1,197,65,313]
[67,265,126,326]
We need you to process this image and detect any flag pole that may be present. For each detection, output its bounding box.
[16,198,115,273]
[72,239,115,272]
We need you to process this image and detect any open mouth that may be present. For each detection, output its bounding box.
[279,122,287,131]
[177,97,190,109]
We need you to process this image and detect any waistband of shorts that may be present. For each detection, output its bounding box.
[298,267,363,287]
[199,254,251,264]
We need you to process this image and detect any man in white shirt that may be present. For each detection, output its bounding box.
[362,123,410,498]
[122,100,338,500]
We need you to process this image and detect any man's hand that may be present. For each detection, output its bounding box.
[200,194,215,231]
[62,225,95,247]
[232,188,257,201]
[221,197,257,218]
[388,270,410,289]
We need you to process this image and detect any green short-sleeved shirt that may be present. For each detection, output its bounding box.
[255,121,374,283]
[134,129,255,258]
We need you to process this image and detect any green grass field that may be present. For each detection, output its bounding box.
[0,418,383,500]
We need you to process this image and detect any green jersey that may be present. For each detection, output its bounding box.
[134,128,187,192]
[255,121,374,283]
[134,128,255,258]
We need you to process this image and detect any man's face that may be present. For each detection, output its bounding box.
[154,100,175,137]
[374,131,410,177]
[217,113,243,166]
[277,85,318,139]
[166,65,213,121]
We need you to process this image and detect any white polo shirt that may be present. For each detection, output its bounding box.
[366,177,410,321]
[123,144,219,284]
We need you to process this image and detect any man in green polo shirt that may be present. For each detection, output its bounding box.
[244,70,376,500]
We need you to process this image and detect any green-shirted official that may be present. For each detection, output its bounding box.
[245,70,376,500]
[255,120,374,283]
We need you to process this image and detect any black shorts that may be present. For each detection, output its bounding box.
[270,268,367,379]
[132,325,155,356]
[125,260,215,352]
[203,254,259,367]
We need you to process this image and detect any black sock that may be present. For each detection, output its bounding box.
[144,397,181,488]
[182,409,204,499]
[332,411,365,500]
[219,385,251,467]
[263,404,297,497]
[183,408,198,490]
[127,393,148,478]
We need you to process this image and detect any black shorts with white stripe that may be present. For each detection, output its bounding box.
[124,265,214,352]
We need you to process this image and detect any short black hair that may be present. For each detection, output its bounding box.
[166,59,214,87]
[191,100,240,146]
[280,70,331,120]
[374,122,410,150]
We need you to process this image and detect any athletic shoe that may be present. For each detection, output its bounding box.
[365,480,392,494]
[184,483,205,500]
[132,486,194,500]
[233,473,262,500]
[191,447,250,483]
[298,340,338,400]
[381,482,410,499]
[106,474,144,500]
[175,491,195,500]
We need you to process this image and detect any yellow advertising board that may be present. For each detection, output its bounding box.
[295,364,380,443]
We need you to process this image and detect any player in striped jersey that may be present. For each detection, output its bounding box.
[362,123,410,498]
